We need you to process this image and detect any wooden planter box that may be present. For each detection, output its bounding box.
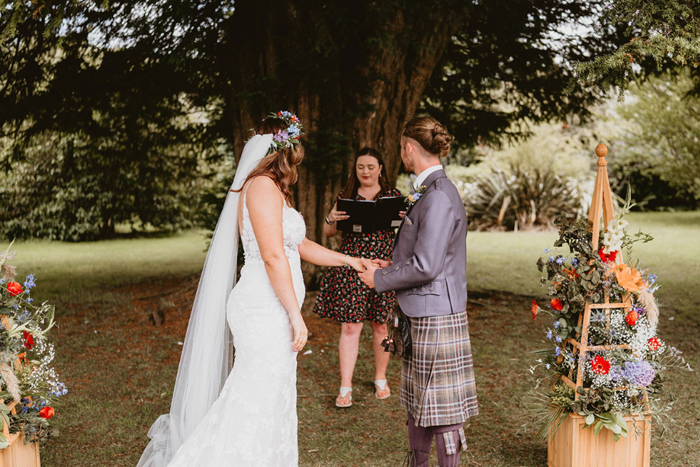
[0,433,40,467]
[548,413,651,467]
[0,400,40,467]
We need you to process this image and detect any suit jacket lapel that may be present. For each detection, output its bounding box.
[393,169,448,249]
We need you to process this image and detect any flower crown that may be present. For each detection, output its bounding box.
[252,111,304,154]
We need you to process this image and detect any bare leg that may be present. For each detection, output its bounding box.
[370,321,390,380]
[339,322,363,388]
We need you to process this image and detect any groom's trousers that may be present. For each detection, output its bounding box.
[407,412,466,467]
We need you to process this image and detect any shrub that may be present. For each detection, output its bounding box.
[463,166,591,231]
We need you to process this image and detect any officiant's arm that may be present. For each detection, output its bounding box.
[322,202,348,237]
[373,191,455,293]
[298,238,363,272]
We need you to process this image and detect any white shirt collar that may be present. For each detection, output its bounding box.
[413,165,443,190]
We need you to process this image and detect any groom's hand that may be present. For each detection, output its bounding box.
[358,258,378,288]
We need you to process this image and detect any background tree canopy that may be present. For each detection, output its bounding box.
[1,0,691,246]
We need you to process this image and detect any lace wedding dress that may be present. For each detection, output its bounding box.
[168,191,306,466]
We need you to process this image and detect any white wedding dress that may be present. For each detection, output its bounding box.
[168,191,306,466]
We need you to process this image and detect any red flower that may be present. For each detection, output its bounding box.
[531,300,539,319]
[598,247,618,263]
[625,310,639,326]
[591,355,611,375]
[38,407,54,419]
[550,299,563,311]
[648,337,662,351]
[22,331,34,349]
[6,282,22,296]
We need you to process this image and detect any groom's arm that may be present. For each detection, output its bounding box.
[374,191,456,294]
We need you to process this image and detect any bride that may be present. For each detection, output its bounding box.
[137,112,364,466]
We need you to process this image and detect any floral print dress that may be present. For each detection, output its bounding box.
[312,188,402,324]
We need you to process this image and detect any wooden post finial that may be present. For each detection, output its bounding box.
[595,143,608,162]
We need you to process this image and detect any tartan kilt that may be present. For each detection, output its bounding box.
[400,311,479,427]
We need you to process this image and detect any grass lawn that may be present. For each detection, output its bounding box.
[4,211,699,466]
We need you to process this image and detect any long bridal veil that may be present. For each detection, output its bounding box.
[137,134,274,467]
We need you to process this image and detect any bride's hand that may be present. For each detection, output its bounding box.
[290,315,308,352]
[346,256,365,272]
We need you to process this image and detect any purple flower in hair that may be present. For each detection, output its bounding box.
[274,130,290,143]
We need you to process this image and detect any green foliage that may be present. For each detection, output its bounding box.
[606,70,700,209]
[463,167,589,231]
[570,0,700,95]
[422,0,622,149]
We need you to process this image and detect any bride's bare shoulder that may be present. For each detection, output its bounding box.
[245,176,277,195]
[244,176,283,210]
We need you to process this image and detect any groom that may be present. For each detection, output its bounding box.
[359,118,478,467]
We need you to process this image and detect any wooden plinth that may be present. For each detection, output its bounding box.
[0,432,40,467]
[548,413,651,467]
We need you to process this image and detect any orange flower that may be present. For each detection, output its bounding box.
[625,309,638,326]
[550,299,563,311]
[563,267,579,279]
[614,264,645,293]
[648,337,661,351]
[531,300,539,319]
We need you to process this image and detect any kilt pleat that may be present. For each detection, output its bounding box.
[400,311,479,427]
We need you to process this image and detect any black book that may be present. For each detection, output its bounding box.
[336,196,407,233]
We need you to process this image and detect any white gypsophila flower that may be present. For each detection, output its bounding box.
[608,309,635,345]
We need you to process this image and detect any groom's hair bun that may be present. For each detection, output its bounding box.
[403,116,454,158]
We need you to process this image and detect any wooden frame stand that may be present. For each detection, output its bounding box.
[547,144,651,467]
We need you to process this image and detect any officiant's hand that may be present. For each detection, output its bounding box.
[327,205,349,223]
[358,258,378,288]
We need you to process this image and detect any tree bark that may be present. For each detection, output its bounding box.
[223,0,465,285]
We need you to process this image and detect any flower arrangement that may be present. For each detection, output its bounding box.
[252,110,304,155]
[528,211,692,441]
[0,243,64,447]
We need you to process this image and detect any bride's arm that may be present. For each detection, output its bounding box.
[246,177,307,352]
[298,238,364,272]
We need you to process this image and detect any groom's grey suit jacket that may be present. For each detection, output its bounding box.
[374,169,467,318]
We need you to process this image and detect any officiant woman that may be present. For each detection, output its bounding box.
[313,147,402,408]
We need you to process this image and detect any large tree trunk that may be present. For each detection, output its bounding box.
[223,1,465,286]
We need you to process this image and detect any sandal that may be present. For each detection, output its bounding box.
[335,387,352,408]
[374,379,391,400]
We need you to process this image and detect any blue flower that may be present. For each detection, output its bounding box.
[279,110,292,118]
[544,248,550,253]
[546,330,552,340]
[548,256,555,262]
[648,273,658,284]
[26,297,33,303]
[555,347,561,356]
[555,336,562,343]
[553,321,560,329]
[556,257,565,265]
[569,358,575,364]
[287,124,300,138]
[571,258,579,267]
[12,305,18,310]
[23,274,36,290]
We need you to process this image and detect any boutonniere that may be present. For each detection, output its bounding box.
[405,185,427,207]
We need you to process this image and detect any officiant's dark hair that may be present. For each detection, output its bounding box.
[340,147,392,199]
[403,115,454,158]
[236,117,304,206]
